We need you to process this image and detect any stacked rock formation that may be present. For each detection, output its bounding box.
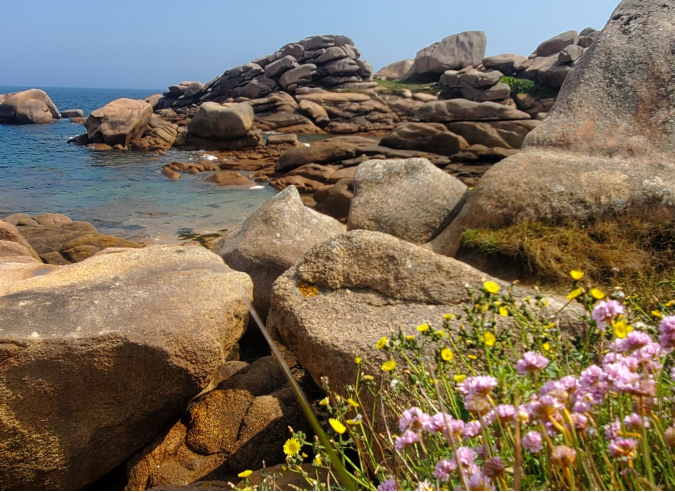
[157,35,374,110]
[0,89,60,125]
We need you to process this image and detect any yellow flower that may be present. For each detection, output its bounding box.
[454,374,467,383]
[666,300,675,307]
[542,342,551,352]
[567,288,583,299]
[346,419,358,425]
[381,360,397,372]
[314,454,322,466]
[614,320,633,339]
[499,306,509,317]
[545,322,556,330]
[484,281,500,294]
[302,453,308,458]
[362,375,374,381]
[541,299,548,307]
[482,332,496,346]
[355,357,362,364]
[652,310,663,318]
[283,438,301,457]
[348,398,359,408]
[570,270,584,281]
[435,330,447,338]
[375,337,387,349]
[443,313,455,320]
[406,335,416,340]
[590,288,605,300]
[319,397,329,406]
[468,355,478,360]
[417,323,430,332]
[441,348,454,361]
[238,470,253,478]
[329,418,346,434]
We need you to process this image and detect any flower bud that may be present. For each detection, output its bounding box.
[551,445,577,468]
[665,426,675,448]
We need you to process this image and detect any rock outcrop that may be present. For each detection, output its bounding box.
[84,98,153,147]
[348,158,467,243]
[267,231,583,403]
[0,89,60,124]
[213,186,344,318]
[431,0,675,256]
[0,246,253,490]
[404,31,487,82]
[374,59,414,80]
[124,357,310,490]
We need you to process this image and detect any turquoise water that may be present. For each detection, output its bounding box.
[0,86,276,242]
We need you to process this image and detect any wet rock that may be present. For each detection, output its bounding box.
[84,98,153,147]
[61,109,84,118]
[204,171,256,187]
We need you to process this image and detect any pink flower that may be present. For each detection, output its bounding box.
[592,300,624,330]
[377,478,398,491]
[624,413,650,431]
[528,395,564,419]
[394,430,419,450]
[522,431,543,453]
[495,404,516,422]
[658,316,675,352]
[433,459,455,482]
[458,376,498,401]
[464,420,482,438]
[517,352,549,374]
[483,457,507,479]
[604,419,622,440]
[570,413,589,431]
[398,407,430,434]
[608,438,638,460]
[616,331,652,352]
[424,412,453,434]
[466,471,495,491]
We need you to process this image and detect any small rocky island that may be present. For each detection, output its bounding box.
[2,0,674,489]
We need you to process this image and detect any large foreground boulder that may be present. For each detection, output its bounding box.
[348,159,467,243]
[0,246,252,489]
[213,186,344,318]
[84,98,153,147]
[0,89,60,124]
[267,231,582,401]
[431,0,675,256]
[405,31,486,81]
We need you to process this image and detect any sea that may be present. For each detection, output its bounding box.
[0,86,278,243]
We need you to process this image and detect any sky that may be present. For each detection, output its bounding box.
[0,0,620,90]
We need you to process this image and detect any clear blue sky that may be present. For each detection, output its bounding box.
[0,0,620,90]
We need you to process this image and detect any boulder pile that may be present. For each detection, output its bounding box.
[157,34,374,110]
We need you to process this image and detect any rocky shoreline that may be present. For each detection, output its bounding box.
[2,2,674,489]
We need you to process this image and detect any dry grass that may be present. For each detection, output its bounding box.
[458,215,675,304]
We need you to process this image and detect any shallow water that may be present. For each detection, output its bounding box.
[0,86,277,243]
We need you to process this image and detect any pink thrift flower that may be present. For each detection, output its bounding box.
[467,471,495,491]
[624,413,650,431]
[592,300,624,330]
[616,331,652,352]
[522,431,543,453]
[495,404,516,422]
[517,351,549,374]
[398,407,430,434]
[433,459,455,482]
[659,316,675,352]
[608,438,638,460]
[464,420,482,438]
[394,430,419,450]
[377,478,398,491]
[604,419,622,440]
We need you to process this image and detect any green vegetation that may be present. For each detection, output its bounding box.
[459,217,675,304]
[374,79,441,95]
[500,76,558,99]
[236,278,675,491]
